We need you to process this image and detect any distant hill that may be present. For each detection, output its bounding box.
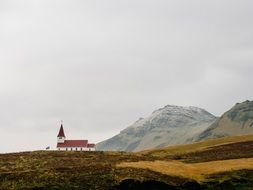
[97,105,217,152]
[196,100,253,141]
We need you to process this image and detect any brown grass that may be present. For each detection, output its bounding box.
[2,135,253,189]
[139,135,253,158]
[117,158,253,181]
[178,140,253,163]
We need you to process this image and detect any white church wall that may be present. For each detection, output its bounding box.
[57,137,65,143]
[57,147,95,151]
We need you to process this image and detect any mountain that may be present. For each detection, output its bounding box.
[97,105,217,152]
[196,100,253,141]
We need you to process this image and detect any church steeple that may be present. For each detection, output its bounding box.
[57,122,66,143]
[57,124,66,138]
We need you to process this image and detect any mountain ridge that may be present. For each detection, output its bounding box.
[97,100,253,152]
[196,100,253,141]
[97,105,217,151]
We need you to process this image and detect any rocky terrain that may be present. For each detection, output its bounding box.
[97,105,217,151]
[97,100,253,152]
[196,100,253,141]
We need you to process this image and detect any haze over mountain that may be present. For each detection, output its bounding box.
[196,100,253,141]
[97,105,217,151]
[98,100,253,152]
[1,1,253,153]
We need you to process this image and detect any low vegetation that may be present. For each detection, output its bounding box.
[1,135,253,189]
[139,135,253,160]
[117,158,253,181]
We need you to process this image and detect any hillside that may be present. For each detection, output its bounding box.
[97,105,217,151]
[1,135,253,189]
[139,134,253,162]
[196,100,253,141]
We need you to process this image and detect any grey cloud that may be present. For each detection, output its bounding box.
[0,0,253,152]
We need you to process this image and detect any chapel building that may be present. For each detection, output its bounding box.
[56,124,95,151]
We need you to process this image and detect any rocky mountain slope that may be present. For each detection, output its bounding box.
[196,100,253,141]
[97,105,217,152]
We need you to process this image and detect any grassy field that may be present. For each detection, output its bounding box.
[139,135,253,159]
[117,158,253,181]
[1,135,253,189]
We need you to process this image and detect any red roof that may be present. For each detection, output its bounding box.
[87,143,95,148]
[57,124,66,137]
[57,140,88,148]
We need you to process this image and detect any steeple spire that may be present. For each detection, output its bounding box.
[57,123,66,138]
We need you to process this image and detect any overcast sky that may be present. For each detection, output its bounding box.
[0,0,253,153]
